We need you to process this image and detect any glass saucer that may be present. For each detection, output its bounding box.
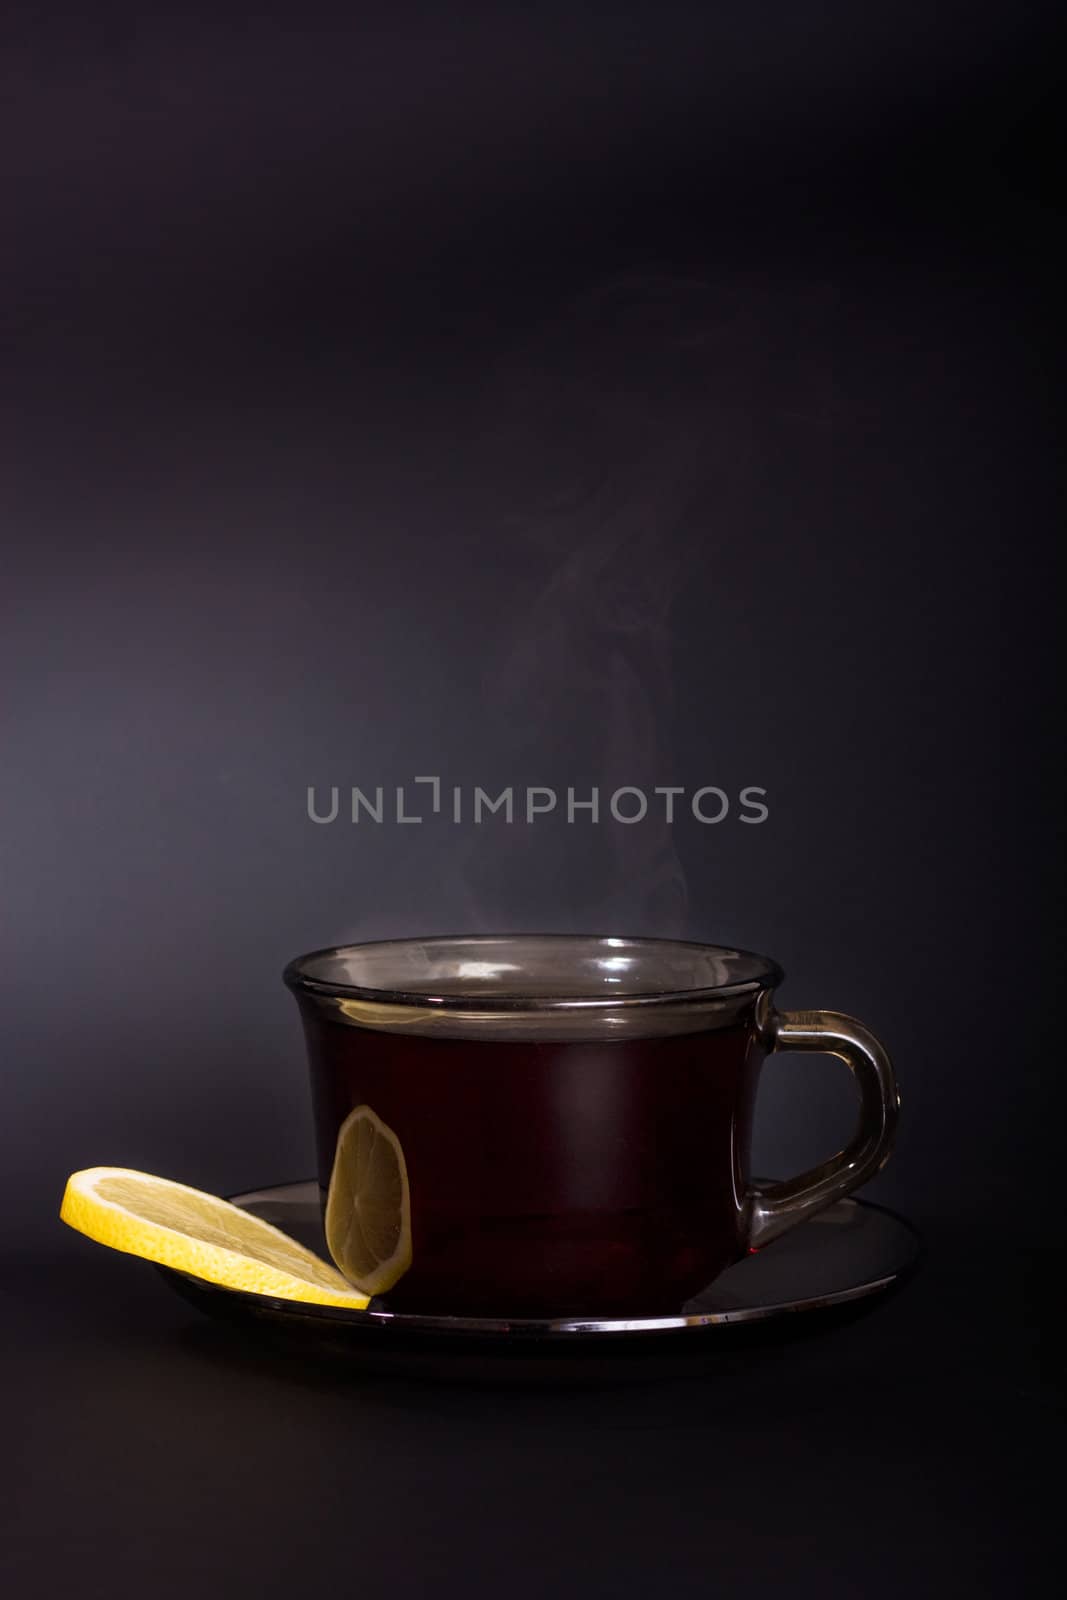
[155,1181,920,1379]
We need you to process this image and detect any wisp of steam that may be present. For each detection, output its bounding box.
[445,273,744,937]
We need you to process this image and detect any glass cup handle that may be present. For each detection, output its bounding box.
[746,1006,900,1249]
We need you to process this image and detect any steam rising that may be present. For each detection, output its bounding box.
[447,274,735,935]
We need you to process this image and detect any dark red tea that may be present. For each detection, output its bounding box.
[298,1003,763,1317]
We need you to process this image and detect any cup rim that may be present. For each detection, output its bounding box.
[283,933,783,1015]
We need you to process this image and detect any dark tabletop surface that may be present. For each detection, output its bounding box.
[3,1218,1060,1600]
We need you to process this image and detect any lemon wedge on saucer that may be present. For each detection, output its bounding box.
[325,1105,412,1296]
[60,1167,370,1308]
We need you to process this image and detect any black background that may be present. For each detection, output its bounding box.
[3,4,1062,1595]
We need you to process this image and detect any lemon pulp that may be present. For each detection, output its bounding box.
[324,1105,412,1296]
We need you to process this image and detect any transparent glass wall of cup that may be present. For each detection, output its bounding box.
[285,936,899,1318]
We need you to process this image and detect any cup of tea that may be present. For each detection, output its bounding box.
[284,935,898,1318]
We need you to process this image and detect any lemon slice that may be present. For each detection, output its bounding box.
[325,1105,412,1295]
[60,1167,370,1308]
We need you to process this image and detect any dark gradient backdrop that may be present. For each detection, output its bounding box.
[2,2,1061,1252]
